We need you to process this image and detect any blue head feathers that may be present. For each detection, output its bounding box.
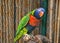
[34,8,45,19]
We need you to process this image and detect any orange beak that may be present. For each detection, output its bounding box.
[39,11,44,17]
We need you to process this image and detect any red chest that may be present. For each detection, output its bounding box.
[29,15,40,26]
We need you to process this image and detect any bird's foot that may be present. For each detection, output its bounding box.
[23,34,31,41]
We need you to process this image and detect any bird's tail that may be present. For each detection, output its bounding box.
[14,28,28,43]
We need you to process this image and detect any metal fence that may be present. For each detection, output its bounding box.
[0,0,60,43]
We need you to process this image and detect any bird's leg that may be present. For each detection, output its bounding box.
[23,34,31,41]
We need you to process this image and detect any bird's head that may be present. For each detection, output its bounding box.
[34,8,45,19]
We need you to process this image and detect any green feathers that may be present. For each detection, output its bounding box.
[16,9,35,35]
[14,9,36,43]
[14,28,28,42]
[16,15,30,35]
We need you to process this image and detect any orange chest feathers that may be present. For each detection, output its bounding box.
[29,15,40,26]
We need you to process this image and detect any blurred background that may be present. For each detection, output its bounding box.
[0,0,60,43]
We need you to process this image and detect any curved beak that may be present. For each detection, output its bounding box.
[39,11,44,17]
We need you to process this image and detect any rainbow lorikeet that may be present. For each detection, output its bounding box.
[14,8,45,42]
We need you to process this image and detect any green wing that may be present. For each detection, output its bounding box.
[16,9,36,35]
[16,15,29,35]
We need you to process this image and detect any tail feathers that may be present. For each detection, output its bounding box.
[14,32,23,42]
[14,28,28,43]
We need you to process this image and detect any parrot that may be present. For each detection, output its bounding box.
[14,8,45,43]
